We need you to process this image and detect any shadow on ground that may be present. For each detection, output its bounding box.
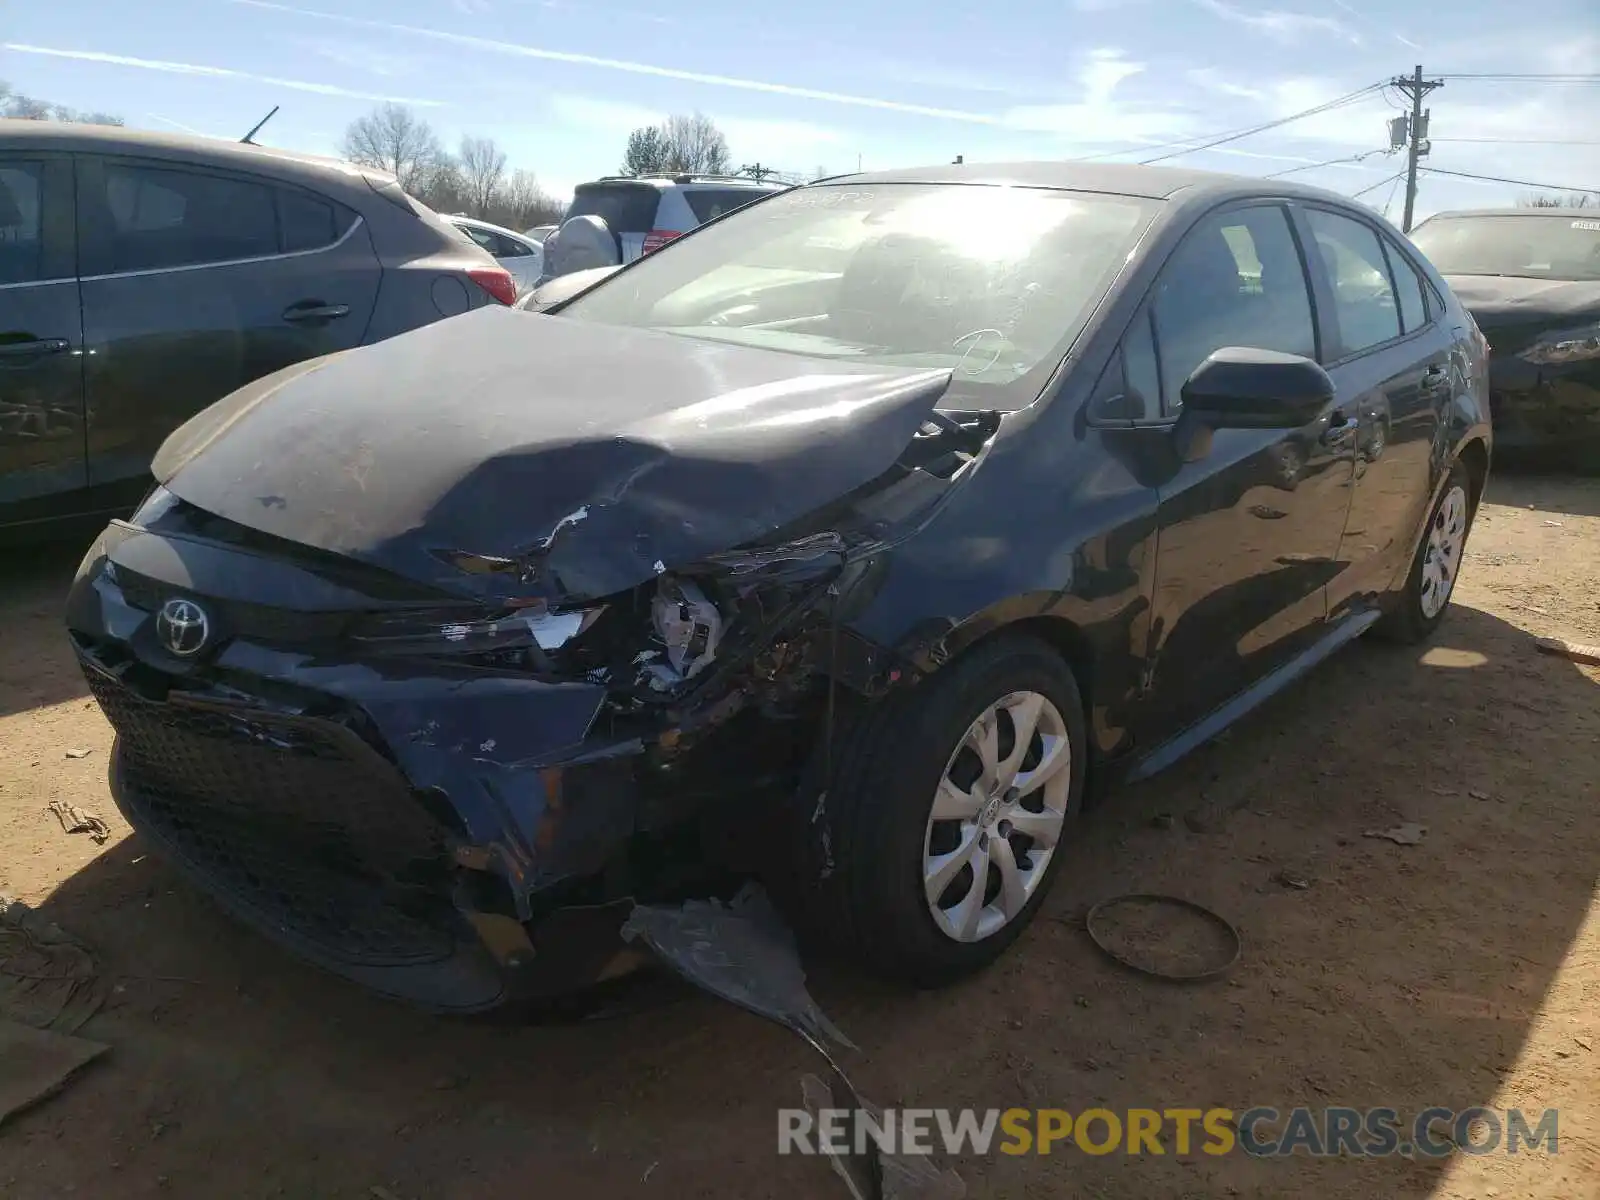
[0,541,95,720]
[1485,471,1600,518]
[3,597,1595,1200]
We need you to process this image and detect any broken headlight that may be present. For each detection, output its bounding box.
[1519,324,1600,366]
[645,576,725,688]
[348,605,606,657]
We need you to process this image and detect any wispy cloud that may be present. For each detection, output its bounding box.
[232,0,1010,123]
[2,44,445,106]
[1191,0,1359,45]
[300,40,420,79]
[142,112,209,135]
[1001,50,1194,143]
[548,94,843,159]
[1326,0,1421,50]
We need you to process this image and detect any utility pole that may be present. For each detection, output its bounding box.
[1391,65,1442,233]
[740,163,774,183]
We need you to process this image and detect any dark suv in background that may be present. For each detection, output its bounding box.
[0,120,515,539]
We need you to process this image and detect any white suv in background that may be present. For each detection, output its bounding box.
[542,173,787,280]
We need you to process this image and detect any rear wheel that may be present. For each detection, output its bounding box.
[1376,460,1475,643]
[789,634,1087,987]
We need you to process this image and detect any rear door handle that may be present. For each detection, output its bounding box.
[0,338,70,364]
[281,302,351,324]
[1421,363,1448,389]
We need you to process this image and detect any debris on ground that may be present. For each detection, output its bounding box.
[1149,813,1175,830]
[46,800,112,844]
[0,894,109,1033]
[1469,790,1492,802]
[64,748,93,760]
[0,1018,107,1126]
[622,883,854,1052]
[1576,1036,1593,1053]
[1364,824,1427,846]
[1534,637,1600,667]
[1272,870,1311,890]
[0,896,110,1124]
[625,884,966,1197]
[801,1070,967,1200]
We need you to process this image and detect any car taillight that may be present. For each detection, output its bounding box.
[641,229,681,255]
[467,266,517,306]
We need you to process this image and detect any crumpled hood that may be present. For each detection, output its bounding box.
[1445,275,1600,328]
[153,305,953,601]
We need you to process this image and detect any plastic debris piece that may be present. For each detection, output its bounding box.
[621,883,854,1052]
[1364,823,1427,846]
[801,1071,967,1200]
[47,801,111,845]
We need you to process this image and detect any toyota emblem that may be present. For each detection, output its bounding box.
[155,597,210,658]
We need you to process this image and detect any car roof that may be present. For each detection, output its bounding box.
[0,119,392,199]
[580,174,785,191]
[819,160,1365,205]
[1415,207,1587,220]
[448,214,530,239]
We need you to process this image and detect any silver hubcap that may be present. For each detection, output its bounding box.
[1420,485,1468,620]
[922,691,1072,943]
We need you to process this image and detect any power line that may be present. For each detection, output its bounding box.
[1380,173,1404,218]
[1137,82,1387,165]
[1263,149,1391,178]
[1351,171,1405,199]
[1436,73,1600,83]
[1420,166,1600,194]
[1431,137,1600,146]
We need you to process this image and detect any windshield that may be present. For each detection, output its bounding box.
[556,182,1159,410]
[1411,213,1600,282]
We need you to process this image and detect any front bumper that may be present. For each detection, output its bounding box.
[1487,355,1600,467]
[66,525,673,1011]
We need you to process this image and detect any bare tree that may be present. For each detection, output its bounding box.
[495,169,563,229]
[0,80,121,125]
[457,135,507,219]
[1519,192,1595,208]
[340,103,445,193]
[659,112,730,175]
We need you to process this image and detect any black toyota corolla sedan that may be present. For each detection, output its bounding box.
[1410,207,1599,470]
[66,163,1491,1012]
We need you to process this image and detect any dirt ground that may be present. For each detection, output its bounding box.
[1,474,1597,1200]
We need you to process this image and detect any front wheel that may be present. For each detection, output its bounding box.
[789,634,1087,987]
[1376,460,1475,643]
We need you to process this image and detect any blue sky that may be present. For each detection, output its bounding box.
[3,0,1596,219]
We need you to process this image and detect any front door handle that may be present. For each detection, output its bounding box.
[1421,363,1449,391]
[281,302,351,325]
[0,337,70,364]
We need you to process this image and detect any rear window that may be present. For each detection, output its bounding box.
[684,188,769,224]
[567,182,661,234]
[1411,213,1600,282]
[279,188,355,253]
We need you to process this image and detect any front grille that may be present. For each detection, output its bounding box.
[113,568,352,647]
[84,663,459,967]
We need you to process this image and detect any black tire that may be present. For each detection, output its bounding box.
[1375,459,1476,644]
[784,634,1087,988]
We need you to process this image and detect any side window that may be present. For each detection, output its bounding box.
[1123,307,1162,419]
[279,188,351,253]
[1152,205,1316,415]
[105,163,278,272]
[1090,307,1162,422]
[1383,238,1429,334]
[685,189,761,224]
[0,161,43,284]
[1305,209,1401,354]
[495,234,532,258]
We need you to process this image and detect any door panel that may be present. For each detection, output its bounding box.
[75,155,382,498]
[1140,203,1356,736]
[1300,209,1452,614]
[0,154,87,523]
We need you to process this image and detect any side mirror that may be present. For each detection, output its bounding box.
[1179,347,1334,429]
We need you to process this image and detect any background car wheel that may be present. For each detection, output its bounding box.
[786,634,1087,987]
[1375,459,1475,644]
